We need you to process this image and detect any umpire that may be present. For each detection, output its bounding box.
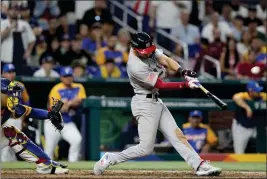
[232,80,266,154]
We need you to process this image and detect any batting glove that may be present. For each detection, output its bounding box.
[185,76,199,89]
[181,69,198,78]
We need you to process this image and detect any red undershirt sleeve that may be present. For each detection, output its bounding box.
[154,78,188,89]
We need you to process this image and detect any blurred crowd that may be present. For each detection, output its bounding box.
[1,0,266,80]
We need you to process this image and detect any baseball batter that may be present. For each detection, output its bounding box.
[94,32,221,176]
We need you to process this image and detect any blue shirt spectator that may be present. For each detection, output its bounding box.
[171,10,200,45]
[81,22,107,57]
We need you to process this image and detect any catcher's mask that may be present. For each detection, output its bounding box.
[7,82,23,97]
[131,32,156,59]
[6,82,23,111]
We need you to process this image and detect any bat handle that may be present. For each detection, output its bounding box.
[194,82,209,94]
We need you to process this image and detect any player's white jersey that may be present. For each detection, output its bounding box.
[126,48,166,94]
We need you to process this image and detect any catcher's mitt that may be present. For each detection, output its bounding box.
[48,98,64,131]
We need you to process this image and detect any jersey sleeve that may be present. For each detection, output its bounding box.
[233,92,250,100]
[48,86,61,108]
[128,65,159,88]
[206,126,218,146]
[77,84,87,99]
[25,21,36,44]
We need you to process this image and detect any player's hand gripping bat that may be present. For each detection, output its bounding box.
[195,82,228,110]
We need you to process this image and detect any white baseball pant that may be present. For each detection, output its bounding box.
[232,119,256,154]
[110,95,203,170]
[44,121,82,162]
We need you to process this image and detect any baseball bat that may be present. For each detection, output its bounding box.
[195,82,228,110]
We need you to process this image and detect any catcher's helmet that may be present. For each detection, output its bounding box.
[131,32,156,55]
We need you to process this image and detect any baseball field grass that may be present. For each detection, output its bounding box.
[1,161,266,178]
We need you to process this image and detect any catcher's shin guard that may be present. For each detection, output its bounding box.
[3,125,51,165]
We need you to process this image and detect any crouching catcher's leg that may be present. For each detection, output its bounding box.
[3,125,68,174]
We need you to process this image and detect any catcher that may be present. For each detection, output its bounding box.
[0,78,69,174]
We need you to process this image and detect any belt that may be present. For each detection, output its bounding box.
[136,93,159,100]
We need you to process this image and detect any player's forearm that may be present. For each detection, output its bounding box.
[233,96,250,110]
[154,78,188,90]
[27,107,49,119]
[158,55,181,73]
[26,42,35,54]
[69,98,83,108]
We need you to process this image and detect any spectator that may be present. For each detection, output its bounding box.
[115,28,131,54]
[82,0,112,27]
[56,14,75,40]
[35,35,48,60]
[30,35,48,67]
[149,1,181,50]
[33,0,60,30]
[201,0,215,26]
[183,110,218,153]
[51,37,60,53]
[33,55,59,78]
[205,28,225,77]
[79,24,89,39]
[1,3,36,75]
[42,16,59,50]
[231,15,244,41]
[102,19,115,42]
[237,30,252,56]
[193,38,210,73]
[219,3,234,28]
[171,9,200,45]
[208,28,225,60]
[69,35,93,66]
[244,6,262,26]
[81,22,107,59]
[250,38,266,58]
[19,3,42,37]
[94,58,122,79]
[220,38,240,79]
[45,67,86,162]
[247,18,266,42]
[71,61,87,79]
[201,12,233,43]
[96,35,128,67]
[230,0,248,18]
[256,0,267,21]
[236,50,266,80]
[232,81,266,154]
[53,34,73,66]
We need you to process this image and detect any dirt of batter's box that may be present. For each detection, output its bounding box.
[1,170,266,179]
